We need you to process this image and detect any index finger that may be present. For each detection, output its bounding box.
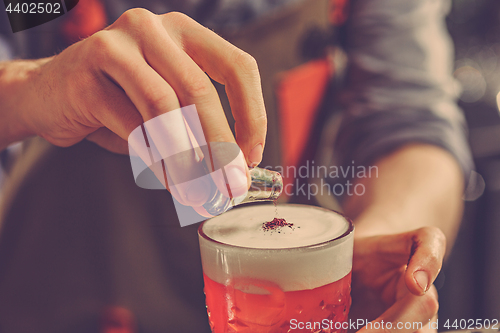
[131,11,251,197]
[162,12,267,167]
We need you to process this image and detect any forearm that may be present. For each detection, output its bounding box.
[342,144,464,252]
[336,0,471,243]
[0,59,48,151]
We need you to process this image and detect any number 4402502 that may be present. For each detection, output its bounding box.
[5,2,62,14]
[443,318,499,330]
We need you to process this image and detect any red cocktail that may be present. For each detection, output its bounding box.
[198,204,354,333]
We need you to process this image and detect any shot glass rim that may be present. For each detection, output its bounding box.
[198,203,354,252]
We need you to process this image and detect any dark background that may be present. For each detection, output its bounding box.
[0,0,499,330]
[439,0,500,327]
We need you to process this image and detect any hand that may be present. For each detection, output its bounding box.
[21,9,267,210]
[351,227,445,333]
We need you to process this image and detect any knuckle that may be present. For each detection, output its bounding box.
[88,30,110,48]
[232,50,259,73]
[113,8,160,38]
[184,77,214,100]
[143,90,175,114]
[411,227,446,272]
[164,11,189,23]
[254,112,267,127]
[162,11,193,30]
[87,30,117,63]
[434,227,446,244]
[121,109,142,128]
[117,8,155,27]
[418,226,447,248]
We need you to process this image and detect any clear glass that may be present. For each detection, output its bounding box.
[198,204,354,333]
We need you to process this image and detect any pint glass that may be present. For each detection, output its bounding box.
[198,204,354,333]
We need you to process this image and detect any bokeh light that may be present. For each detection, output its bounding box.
[454,64,487,103]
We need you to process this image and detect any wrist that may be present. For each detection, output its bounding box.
[0,58,51,150]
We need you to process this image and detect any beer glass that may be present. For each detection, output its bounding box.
[198,204,354,333]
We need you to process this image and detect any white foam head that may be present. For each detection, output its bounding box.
[199,204,354,291]
[202,204,348,249]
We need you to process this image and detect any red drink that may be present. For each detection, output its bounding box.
[203,272,351,333]
[199,204,354,333]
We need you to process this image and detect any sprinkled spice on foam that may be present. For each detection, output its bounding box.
[262,218,294,231]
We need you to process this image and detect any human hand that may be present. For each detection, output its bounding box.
[22,9,267,210]
[351,227,445,333]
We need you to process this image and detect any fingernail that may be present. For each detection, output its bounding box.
[414,270,429,293]
[248,144,263,167]
[186,179,211,206]
[225,166,248,197]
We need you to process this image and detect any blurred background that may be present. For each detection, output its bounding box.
[0,0,499,330]
[439,0,500,327]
